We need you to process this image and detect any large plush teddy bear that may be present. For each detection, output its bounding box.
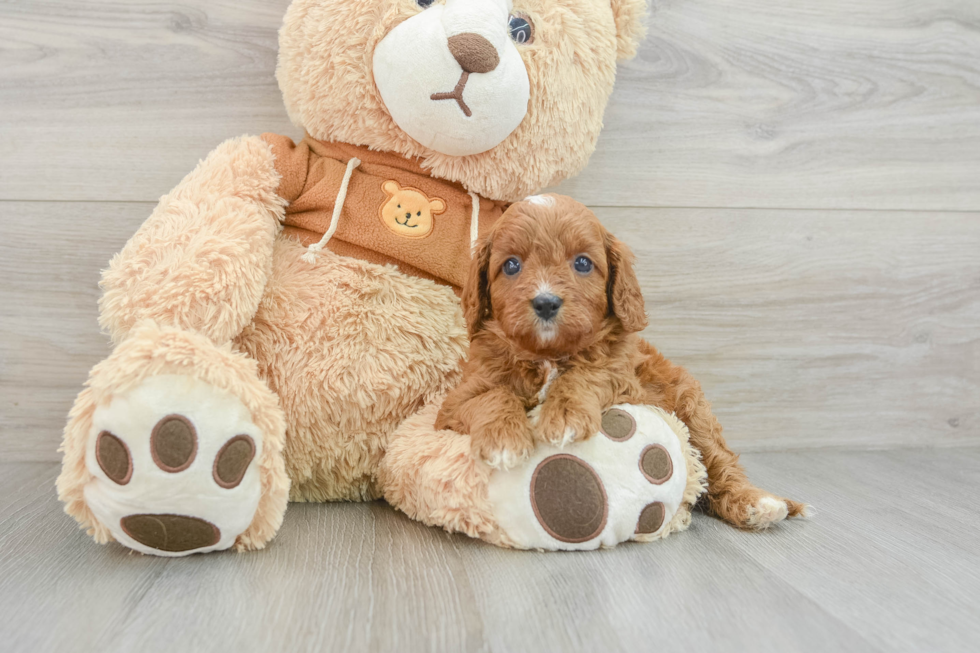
[58,0,800,556]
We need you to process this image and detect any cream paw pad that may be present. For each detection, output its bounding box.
[83,375,265,556]
[487,405,706,551]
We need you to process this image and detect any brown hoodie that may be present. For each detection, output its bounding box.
[262,134,509,291]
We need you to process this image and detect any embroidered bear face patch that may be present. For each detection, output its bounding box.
[380,180,446,239]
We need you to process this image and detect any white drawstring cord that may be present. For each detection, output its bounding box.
[301,157,361,264]
[468,191,481,254]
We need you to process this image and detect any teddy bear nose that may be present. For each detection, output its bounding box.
[447,33,500,74]
[532,294,563,321]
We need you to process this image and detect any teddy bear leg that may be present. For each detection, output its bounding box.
[99,134,285,346]
[57,322,290,556]
[383,401,706,551]
[380,401,510,546]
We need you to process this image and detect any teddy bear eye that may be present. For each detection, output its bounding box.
[508,14,534,44]
[416,0,435,8]
[574,256,593,274]
[502,257,522,276]
[417,211,422,216]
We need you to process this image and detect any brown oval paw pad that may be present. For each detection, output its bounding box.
[600,408,636,441]
[120,514,220,552]
[213,435,256,489]
[96,431,132,485]
[530,454,608,543]
[150,415,198,473]
[636,502,666,534]
[639,444,673,485]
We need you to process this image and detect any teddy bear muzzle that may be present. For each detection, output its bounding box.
[373,0,530,157]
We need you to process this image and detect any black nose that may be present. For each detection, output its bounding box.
[532,294,563,321]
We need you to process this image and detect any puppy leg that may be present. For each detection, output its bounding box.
[681,395,806,529]
[637,341,806,529]
[534,370,610,447]
[438,386,534,470]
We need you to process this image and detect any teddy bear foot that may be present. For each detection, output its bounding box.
[488,405,707,550]
[84,374,267,556]
[58,322,290,556]
[382,401,707,551]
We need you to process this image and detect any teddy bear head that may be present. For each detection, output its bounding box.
[277,0,648,202]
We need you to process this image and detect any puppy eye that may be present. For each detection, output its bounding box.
[417,0,435,7]
[508,14,534,44]
[574,256,594,274]
[502,257,522,276]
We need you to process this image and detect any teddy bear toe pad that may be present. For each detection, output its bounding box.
[85,375,263,556]
[488,405,689,550]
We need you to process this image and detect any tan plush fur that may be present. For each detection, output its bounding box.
[99,136,286,346]
[235,240,467,502]
[379,398,513,546]
[57,322,290,551]
[436,196,805,528]
[278,0,648,202]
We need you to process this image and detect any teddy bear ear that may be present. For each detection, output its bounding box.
[610,0,649,61]
[382,180,400,196]
[429,198,446,214]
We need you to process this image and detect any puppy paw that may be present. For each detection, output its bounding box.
[711,488,808,530]
[746,496,789,529]
[472,424,534,470]
[534,400,600,448]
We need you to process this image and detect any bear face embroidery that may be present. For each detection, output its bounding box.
[380,180,446,239]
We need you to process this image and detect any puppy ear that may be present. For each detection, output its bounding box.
[606,233,648,333]
[610,0,648,61]
[462,237,493,337]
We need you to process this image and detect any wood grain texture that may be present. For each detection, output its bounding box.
[2,1,979,209]
[555,0,980,209]
[3,202,977,461]
[2,449,979,652]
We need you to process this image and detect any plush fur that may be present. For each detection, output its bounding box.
[278,0,648,201]
[235,239,467,502]
[437,196,806,526]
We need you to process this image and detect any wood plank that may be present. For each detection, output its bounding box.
[0,464,172,653]
[554,0,980,209]
[3,449,979,652]
[0,202,145,461]
[722,449,980,653]
[2,1,979,210]
[0,0,299,203]
[2,202,978,460]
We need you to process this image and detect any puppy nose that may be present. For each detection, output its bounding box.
[447,33,499,74]
[532,294,563,321]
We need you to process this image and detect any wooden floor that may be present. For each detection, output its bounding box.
[2,1,979,652]
[3,448,979,653]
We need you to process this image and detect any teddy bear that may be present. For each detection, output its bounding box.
[57,0,800,556]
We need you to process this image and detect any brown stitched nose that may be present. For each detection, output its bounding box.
[447,33,499,74]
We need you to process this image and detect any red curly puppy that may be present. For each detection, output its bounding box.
[435,195,806,529]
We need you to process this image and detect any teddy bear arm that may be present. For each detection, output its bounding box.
[99,135,287,345]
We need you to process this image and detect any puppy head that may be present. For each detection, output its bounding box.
[463,195,647,357]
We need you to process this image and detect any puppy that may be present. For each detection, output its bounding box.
[435,194,806,530]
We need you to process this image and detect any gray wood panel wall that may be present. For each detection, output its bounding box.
[2,0,978,461]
